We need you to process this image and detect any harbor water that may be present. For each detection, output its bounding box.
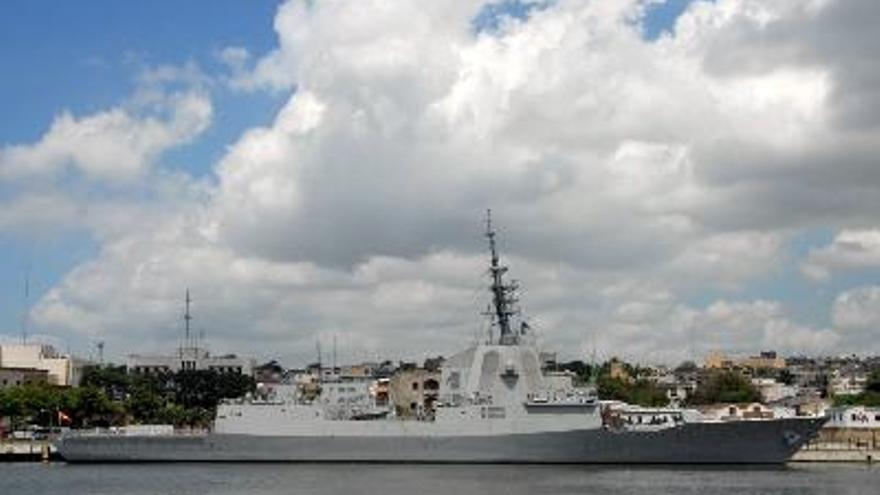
[1,463,878,495]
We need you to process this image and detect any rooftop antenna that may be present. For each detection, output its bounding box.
[184,289,193,350]
[332,334,338,379]
[21,264,31,344]
[589,331,598,388]
[96,340,105,366]
[316,339,323,385]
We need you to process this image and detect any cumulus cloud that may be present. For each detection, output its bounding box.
[590,293,840,363]
[801,229,880,281]
[0,62,214,244]
[690,300,839,354]
[0,84,211,182]
[0,194,81,233]
[833,286,880,330]
[10,0,880,362]
[831,286,880,352]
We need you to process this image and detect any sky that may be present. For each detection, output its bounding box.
[2,0,880,367]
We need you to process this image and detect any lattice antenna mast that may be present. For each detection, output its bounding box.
[184,289,193,350]
[485,210,519,345]
[21,265,30,344]
[316,340,323,386]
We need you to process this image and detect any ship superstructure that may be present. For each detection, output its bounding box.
[58,213,826,463]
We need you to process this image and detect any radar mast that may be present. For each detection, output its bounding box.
[485,210,520,345]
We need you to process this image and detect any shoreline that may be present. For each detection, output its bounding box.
[0,441,60,462]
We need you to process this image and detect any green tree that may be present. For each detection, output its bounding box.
[867,370,880,393]
[2,366,256,431]
[0,384,72,428]
[687,371,761,405]
[80,365,130,400]
[0,387,26,429]
[126,372,171,424]
[558,360,595,385]
[597,376,668,407]
[71,386,120,427]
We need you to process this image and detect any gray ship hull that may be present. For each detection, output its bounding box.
[58,417,825,464]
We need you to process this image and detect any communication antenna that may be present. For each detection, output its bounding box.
[96,341,105,365]
[332,334,338,379]
[590,331,598,387]
[484,209,519,345]
[21,264,31,344]
[316,339,323,385]
[485,304,494,344]
[184,289,193,350]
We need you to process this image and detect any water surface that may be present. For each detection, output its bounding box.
[1,463,877,495]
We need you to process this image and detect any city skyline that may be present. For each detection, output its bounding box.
[2,0,880,365]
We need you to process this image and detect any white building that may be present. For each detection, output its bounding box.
[0,344,81,386]
[127,290,254,377]
[829,372,868,396]
[751,378,798,403]
[826,406,880,428]
[127,346,254,376]
[543,370,575,391]
[699,402,792,421]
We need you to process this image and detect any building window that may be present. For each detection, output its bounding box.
[412,382,419,391]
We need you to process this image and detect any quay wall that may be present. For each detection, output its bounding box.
[793,427,879,463]
[0,441,58,462]
[792,449,878,462]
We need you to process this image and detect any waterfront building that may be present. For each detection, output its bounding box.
[126,290,254,376]
[320,379,376,420]
[341,362,379,378]
[751,377,798,403]
[608,359,632,382]
[543,370,575,391]
[0,344,82,386]
[389,367,440,418]
[705,350,786,372]
[826,406,880,429]
[811,406,880,451]
[0,367,48,388]
[127,346,254,376]
[828,370,868,396]
[699,402,784,421]
[372,377,390,407]
[785,357,828,388]
[741,351,787,371]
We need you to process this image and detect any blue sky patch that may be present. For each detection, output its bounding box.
[472,0,552,34]
[641,0,698,40]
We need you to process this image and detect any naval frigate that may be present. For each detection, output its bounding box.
[58,213,826,463]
